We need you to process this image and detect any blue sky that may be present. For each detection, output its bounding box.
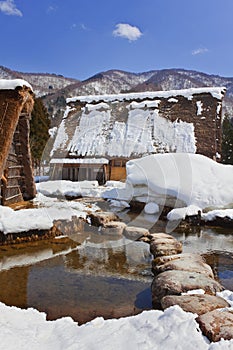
[0,0,233,80]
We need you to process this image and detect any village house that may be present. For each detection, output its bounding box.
[50,87,226,184]
[0,79,36,205]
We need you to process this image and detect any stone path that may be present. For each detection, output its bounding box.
[145,231,233,342]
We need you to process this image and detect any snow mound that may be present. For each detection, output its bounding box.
[1,294,233,350]
[126,153,233,210]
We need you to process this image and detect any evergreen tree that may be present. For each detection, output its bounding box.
[30,98,50,169]
[222,114,233,164]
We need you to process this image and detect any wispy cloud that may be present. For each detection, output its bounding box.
[71,23,89,31]
[0,0,22,16]
[80,23,88,31]
[46,5,57,14]
[192,47,209,56]
[113,23,142,42]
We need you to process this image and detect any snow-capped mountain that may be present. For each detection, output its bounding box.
[0,65,78,96]
[1,65,233,117]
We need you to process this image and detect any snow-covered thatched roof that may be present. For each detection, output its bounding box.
[51,87,226,160]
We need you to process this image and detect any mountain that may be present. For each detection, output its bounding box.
[0,65,79,96]
[1,65,233,121]
[42,68,233,121]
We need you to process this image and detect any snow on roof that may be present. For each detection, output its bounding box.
[67,86,226,104]
[50,158,109,164]
[0,79,33,91]
[51,105,196,158]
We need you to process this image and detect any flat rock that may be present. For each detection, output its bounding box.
[153,253,202,265]
[196,309,233,342]
[151,270,224,308]
[152,253,214,278]
[148,232,177,241]
[150,234,182,257]
[99,221,126,235]
[88,211,119,226]
[123,226,149,240]
[161,294,230,315]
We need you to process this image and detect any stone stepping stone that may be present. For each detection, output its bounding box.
[99,221,126,235]
[152,253,214,278]
[149,233,182,257]
[153,252,201,265]
[196,309,233,342]
[151,270,224,308]
[161,294,230,315]
[88,211,119,226]
[123,226,149,240]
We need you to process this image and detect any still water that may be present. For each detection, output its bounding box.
[0,208,232,324]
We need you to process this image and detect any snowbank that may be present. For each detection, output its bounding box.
[0,206,53,234]
[167,205,201,221]
[0,290,233,350]
[36,180,100,197]
[0,192,100,235]
[37,153,233,222]
[202,209,233,222]
[126,153,233,210]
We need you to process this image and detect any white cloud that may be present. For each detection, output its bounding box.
[0,0,22,16]
[113,23,142,42]
[192,47,209,56]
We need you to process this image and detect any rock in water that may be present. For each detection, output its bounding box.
[99,221,126,235]
[123,226,149,240]
[149,233,182,257]
[88,212,119,226]
[161,294,230,315]
[151,270,224,308]
[152,253,214,278]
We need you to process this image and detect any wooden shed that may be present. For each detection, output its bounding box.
[0,79,36,205]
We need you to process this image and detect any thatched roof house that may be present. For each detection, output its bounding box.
[0,79,36,205]
[50,87,226,183]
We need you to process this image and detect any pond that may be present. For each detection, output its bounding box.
[0,206,232,324]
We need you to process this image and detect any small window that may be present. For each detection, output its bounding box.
[113,160,122,167]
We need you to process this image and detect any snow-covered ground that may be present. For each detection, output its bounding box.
[0,290,233,350]
[1,153,233,349]
[1,153,233,235]
[35,153,233,232]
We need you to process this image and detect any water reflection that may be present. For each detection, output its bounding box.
[0,231,153,324]
[173,226,233,254]
[172,226,233,290]
[0,218,233,323]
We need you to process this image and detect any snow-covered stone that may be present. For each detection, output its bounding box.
[144,202,159,214]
